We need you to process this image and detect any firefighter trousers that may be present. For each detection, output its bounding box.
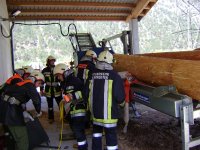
[46,95,62,120]
[70,116,88,150]
[92,125,118,150]
[8,125,28,150]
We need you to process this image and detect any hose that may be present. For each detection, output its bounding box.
[58,101,64,150]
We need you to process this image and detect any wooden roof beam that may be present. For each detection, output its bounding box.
[126,0,158,22]
[9,9,130,15]
[7,1,136,9]
[126,0,151,21]
[13,15,126,21]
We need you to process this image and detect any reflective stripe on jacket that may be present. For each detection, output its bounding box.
[86,69,125,127]
[42,66,61,97]
[62,76,86,118]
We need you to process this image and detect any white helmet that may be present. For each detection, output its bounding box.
[53,63,68,75]
[46,55,56,63]
[22,66,34,74]
[85,50,97,58]
[14,68,25,77]
[97,50,113,64]
[30,71,45,82]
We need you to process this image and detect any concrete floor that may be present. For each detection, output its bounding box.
[26,96,92,150]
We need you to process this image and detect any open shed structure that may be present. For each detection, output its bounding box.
[6,0,157,21]
[0,0,157,84]
[3,1,200,150]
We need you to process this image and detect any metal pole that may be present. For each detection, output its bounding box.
[180,105,190,150]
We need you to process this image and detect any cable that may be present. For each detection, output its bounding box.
[0,21,14,38]
[14,22,77,37]
[10,22,15,73]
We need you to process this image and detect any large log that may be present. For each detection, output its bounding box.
[113,54,200,100]
[140,49,200,60]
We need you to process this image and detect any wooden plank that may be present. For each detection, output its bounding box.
[140,50,200,60]
[7,1,135,8]
[14,15,126,21]
[113,54,200,100]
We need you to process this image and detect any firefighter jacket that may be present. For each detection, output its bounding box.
[61,75,86,118]
[0,80,41,126]
[6,73,23,85]
[0,74,23,95]
[42,66,61,97]
[85,62,125,128]
[76,56,96,84]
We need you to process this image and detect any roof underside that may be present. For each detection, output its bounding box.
[6,0,158,21]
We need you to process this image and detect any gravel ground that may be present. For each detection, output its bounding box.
[117,103,200,150]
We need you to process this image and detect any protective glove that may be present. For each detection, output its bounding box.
[36,111,42,117]
[119,101,125,108]
[23,111,34,121]
[63,94,72,103]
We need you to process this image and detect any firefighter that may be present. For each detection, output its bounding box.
[0,67,32,94]
[76,50,97,129]
[22,66,34,80]
[85,50,125,150]
[0,71,44,150]
[76,50,97,84]
[54,63,88,150]
[41,55,62,123]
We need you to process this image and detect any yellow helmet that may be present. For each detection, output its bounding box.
[53,63,68,75]
[97,50,113,64]
[22,66,34,74]
[30,71,45,82]
[85,50,97,58]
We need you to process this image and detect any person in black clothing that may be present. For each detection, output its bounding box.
[84,50,125,150]
[76,50,97,129]
[76,50,97,84]
[41,55,62,123]
[54,63,88,150]
[0,71,44,150]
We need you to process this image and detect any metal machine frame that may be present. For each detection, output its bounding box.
[181,104,200,150]
[131,83,200,150]
[101,30,132,54]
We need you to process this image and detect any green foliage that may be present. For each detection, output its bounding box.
[139,0,200,53]
[13,21,128,69]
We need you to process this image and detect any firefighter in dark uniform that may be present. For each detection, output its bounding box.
[0,73,23,99]
[0,71,44,150]
[76,50,97,129]
[76,50,97,84]
[41,55,62,123]
[85,50,125,150]
[54,63,88,150]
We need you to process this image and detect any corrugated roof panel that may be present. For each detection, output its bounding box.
[7,0,157,21]
[8,5,132,11]
[16,0,137,3]
[20,13,127,17]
